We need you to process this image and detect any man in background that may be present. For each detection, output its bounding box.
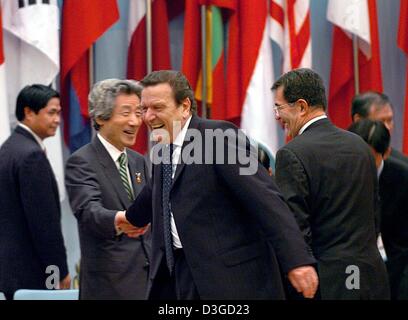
[273,68,389,299]
[65,79,150,299]
[349,119,408,300]
[351,91,408,165]
[0,84,70,299]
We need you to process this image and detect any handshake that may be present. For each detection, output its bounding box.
[114,211,150,238]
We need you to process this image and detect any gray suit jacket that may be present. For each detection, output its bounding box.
[65,137,150,299]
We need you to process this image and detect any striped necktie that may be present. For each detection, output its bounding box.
[118,153,134,201]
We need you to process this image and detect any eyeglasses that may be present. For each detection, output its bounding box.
[273,102,295,115]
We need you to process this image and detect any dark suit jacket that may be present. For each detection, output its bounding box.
[380,156,408,299]
[127,116,316,300]
[390,148,408,166]
[275,118,390,299]
[0,126,68,298]
[65,137,150,300]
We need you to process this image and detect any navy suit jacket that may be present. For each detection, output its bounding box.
[127,115,315,300]
[0,126,68,298]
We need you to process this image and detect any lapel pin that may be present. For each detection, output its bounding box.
[135,172,142,184]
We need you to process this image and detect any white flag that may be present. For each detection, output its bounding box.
[3,0,66,200]
[241,15,279,158]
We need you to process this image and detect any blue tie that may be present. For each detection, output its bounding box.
[162,144,174,274]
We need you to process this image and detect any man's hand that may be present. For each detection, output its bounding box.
[114,211,149,238]
[59,274,71,289]
[287,265,319,299]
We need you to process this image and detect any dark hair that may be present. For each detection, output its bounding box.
[271,68,327,111]
[15,84,60,121]
[258,146,271,170]
[140,70,197,113]
[351,91,392,120]
[348,119,390,156]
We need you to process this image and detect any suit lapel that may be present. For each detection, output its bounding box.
[172,115,200,186]
[92,137,130,208]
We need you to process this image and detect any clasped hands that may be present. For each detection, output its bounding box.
[114,211,149,238]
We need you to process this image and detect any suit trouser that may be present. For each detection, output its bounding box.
[150,249,200,300]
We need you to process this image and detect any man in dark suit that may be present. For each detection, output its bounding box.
[351,91,408,164]
[348,119,408,299]
[118,70,318,300]
[65,79,150,300]
[0,85,70,300]
[273,68,390,299]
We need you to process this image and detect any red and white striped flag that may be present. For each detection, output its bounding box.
[327,0,382,129]
[0,5,10,146]
[398,0,408,154]
[241,0,280,157]
[270,0,312,73]
[127,0,171,154]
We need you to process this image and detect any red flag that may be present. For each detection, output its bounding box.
[327,0,383,130]
[226,0,265,125]
[61,0,119,152]
[181,0,235,120]
[270,0,312,72]
[399,0,408,154]
[0,5,11,145]
[127,0,171,155]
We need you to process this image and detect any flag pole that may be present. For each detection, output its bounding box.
[146,0,153,74]
[89,45,96,138]
[146,0,153,153]
[352,34,360,94]
[201,5,207,119]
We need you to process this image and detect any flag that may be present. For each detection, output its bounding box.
[399,0,408,154]
[182,0,234,120]
[127,0,171,154]
[327,0,383,129]
[2,0,65,200]
[270,0,312,72]
[61,0,119,153]
[240,0,280,156]
[0,5,10,146]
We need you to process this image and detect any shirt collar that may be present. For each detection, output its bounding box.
[97,133,127,163]
[18,122,46,151]
[299,115,327,135]
[173,115,192,148]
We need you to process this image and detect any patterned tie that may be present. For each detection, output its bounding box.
[162,143,174,274]
[118,153,134,201]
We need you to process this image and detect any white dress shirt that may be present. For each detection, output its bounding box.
[298,115,328,136]
[169,115,192,249]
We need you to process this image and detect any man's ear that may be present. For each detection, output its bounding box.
[352,114,361,123]
[181,97,192,118]
[23,106,34,121]
[95,117,105,129]
[383,146,392,160]
[298,99,308,114]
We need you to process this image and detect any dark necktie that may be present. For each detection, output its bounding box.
[162,143,174,274]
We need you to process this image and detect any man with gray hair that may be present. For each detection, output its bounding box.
[65,79,150,299]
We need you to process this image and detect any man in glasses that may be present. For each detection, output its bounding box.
[273,68,390,300]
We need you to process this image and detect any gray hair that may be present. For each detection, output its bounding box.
[89,78,143,131]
